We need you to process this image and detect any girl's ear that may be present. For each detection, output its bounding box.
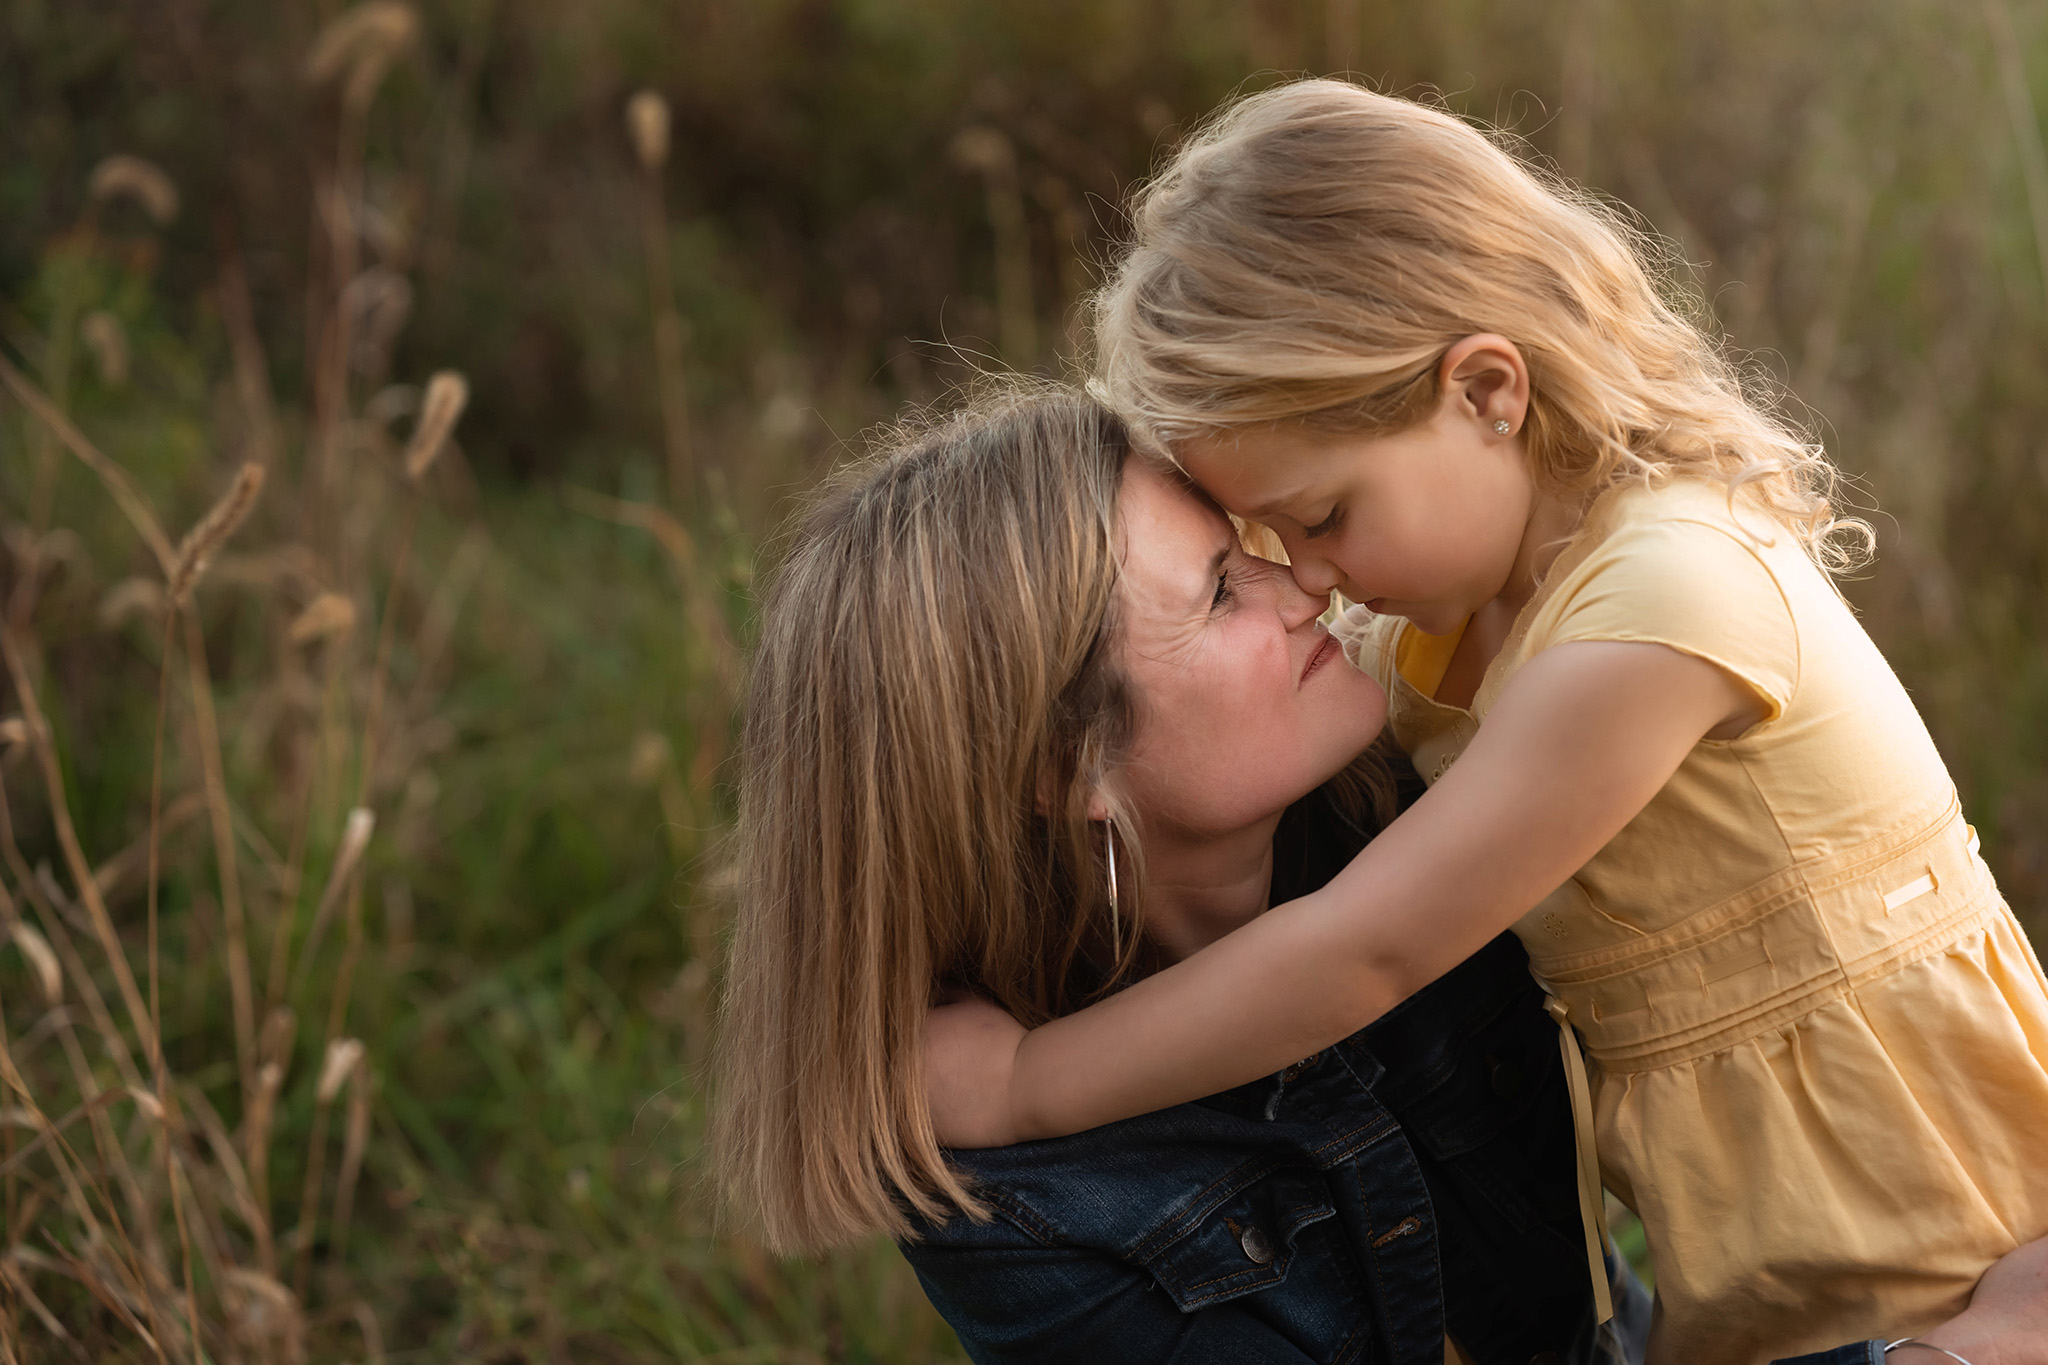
[1439,333,1531,435]
[1084,789,1110,822]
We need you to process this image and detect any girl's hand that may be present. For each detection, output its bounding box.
[923,994,1027,1148]
[1913,1233,2048,1365]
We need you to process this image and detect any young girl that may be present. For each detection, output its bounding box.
[925,82,2048,1363]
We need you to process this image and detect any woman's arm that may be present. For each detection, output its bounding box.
[929,638,1753,1146]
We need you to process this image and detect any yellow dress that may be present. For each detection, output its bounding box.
[1336,478,2048,1365]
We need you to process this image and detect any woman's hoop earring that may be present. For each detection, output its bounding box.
[1104,822,1121,944]
[1493,419,1513,435]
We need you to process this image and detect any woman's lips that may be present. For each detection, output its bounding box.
[1300,632,1338,684]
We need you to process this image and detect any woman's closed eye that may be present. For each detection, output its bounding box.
[1211,566,1233,609]
[1301,504,1344,540]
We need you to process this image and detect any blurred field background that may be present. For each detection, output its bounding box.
[2,0,2045,1359]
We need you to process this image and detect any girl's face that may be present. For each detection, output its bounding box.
[1177,338,1537,637]
[1108,460,1388,840]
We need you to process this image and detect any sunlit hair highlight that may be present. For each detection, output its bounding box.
[1092,79,1870,571]
[710,383,1155,1255]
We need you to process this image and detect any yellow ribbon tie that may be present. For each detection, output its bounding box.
[1544,993,1614,1325]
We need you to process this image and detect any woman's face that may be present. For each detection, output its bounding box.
[1108,460,1389,841]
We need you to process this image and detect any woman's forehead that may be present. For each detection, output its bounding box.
[1119,459,1232,545]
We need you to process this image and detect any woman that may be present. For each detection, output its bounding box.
[709,384,2048,1364]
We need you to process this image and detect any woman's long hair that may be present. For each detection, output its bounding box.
[1092,79,1870,572]
[711,384,1154,1254]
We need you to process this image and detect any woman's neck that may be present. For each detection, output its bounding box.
[1138,811,1286,961]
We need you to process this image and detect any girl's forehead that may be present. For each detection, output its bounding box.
[1178,429,1338,516]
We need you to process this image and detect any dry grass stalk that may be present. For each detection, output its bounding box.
[214,227,281,467]
[91,791,204,901]
[627,90,672,171]
[0,798,145,1092]
[167,462,265,606]
[950,124,1036,363]
[86,155,179,226]
[291,1034,365,1299]
[178,603,260,1128]
[6,920,62,1004]
[0,627,160,1065]
[350,1300,386,1365]
[305,2,420,114]
[567,488,740,694]
[287,592,358,645]
[628,116,694,502]
[0,351,175,574]
[79,311,130,387]
[403,370,468,480]
[0,1260,78,1356]
[243,1043,287,1275]
[291,808,375,997]
[330,1067,372,1259]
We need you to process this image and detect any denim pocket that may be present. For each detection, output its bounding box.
[1137,1166,1336,1310]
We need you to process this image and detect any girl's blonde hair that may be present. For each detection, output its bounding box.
[710,384,1152,1254]
[1093,79,1867,569]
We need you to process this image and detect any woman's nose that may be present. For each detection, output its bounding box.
[1276,571,1331,630]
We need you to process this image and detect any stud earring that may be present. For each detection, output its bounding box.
[1493,419,1513,435]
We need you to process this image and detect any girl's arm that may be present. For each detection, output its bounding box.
[926,639,1758,1146]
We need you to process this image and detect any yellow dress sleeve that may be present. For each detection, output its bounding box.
[1522,501,1802,725]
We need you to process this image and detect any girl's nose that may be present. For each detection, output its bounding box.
[1286,548,1343,599]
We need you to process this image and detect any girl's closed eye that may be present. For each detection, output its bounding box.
[1301,505,1344,540]
[1211,566,1233,608]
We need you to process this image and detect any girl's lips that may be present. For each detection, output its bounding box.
[1300,632,1338,685]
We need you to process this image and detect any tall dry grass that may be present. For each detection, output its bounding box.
[0,104,460,1352]
[2,0,2046,1358]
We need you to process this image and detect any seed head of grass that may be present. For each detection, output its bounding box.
[168,462,266,606]
[287,592,358,646]
[7,921,62,1004]
[316,1038,365,1105]
[949,125,1015,177]
[305,1,420,114]
[221,1267,304,1354]
[405,370,469,481]
[627,91,671,172]
[628,730,673,787]
[99,576,166,629]
[80,311,131,386]
[87,154,179,225]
